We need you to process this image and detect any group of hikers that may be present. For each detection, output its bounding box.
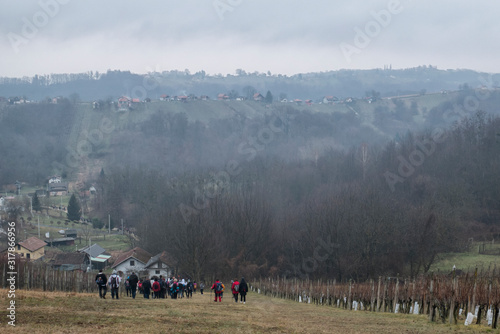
[211,278,249,303]
[95,269,248,303]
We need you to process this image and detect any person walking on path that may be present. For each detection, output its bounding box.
[239,277,248,304]
[200,282,205,295]
[108,270,121,299]
[231,278,240,303]
[128,272,139,299]
[186,280,194,298]
[142,277,152,299]
[211,279,224,302]
[95,269,107,299]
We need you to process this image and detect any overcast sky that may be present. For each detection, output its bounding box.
[0,0,498,77]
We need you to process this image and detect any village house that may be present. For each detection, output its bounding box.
[160,94,170,101]
[144,251,176,278]
[323,96,338,104]
[48,182,68,196]
[48,176,62,183]
[111,247,152,275]
[253,93,264,101]
[14,237,47,260]
[217,93,229,100]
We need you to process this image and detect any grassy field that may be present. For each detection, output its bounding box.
[0,289,492,333]
[430,242,500,274]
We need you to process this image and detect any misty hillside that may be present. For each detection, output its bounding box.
[2,88,500,187]
[2,78,500,280]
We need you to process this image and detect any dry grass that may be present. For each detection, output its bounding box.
[0,289,492,333]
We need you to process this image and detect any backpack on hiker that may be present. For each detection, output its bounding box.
[234,283,239,292]
[110,276,118,289]
[215,282,223,292]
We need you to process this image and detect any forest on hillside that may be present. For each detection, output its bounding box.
[1,85,500,281]
[93,111,500,281]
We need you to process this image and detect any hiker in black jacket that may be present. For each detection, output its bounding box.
[142,277,152,299]
[128,272,139,299]
[95,269,107,299]
[239,277,248,304]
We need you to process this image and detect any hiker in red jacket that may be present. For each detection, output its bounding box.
[211,279,224,302]
[152,278,161,299]
[231,278,240,303]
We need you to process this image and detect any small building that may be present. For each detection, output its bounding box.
[52,252,90,271]
[217,93,229,100]
[45,237,75,247]
[48,182,68,196]
[144,251,176,278]
[64,229,78,238]
[323,96,338,104]
[253,93,264,101]
[160,94,170,101]
[15,237,47,260]
[111,247,152,275]
[79,243,111,270]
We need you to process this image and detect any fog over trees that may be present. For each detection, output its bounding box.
[93,112,500,281]
[2,70,500,281]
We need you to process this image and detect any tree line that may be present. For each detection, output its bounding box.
[92,111,500,282]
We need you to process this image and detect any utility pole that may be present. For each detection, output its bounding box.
[121,218,124,235]
[108,214,111,234]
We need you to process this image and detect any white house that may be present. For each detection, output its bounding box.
[48,176,62,184]
[111,247,152,275]
[144,251,176,278]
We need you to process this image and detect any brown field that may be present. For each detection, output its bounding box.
[0,289,491,333]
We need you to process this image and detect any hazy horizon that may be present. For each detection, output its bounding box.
[1,0,499,77]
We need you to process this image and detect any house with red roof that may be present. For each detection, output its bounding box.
[253,93,264,101]
[14,237,47,260]
[111,247,152,275]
